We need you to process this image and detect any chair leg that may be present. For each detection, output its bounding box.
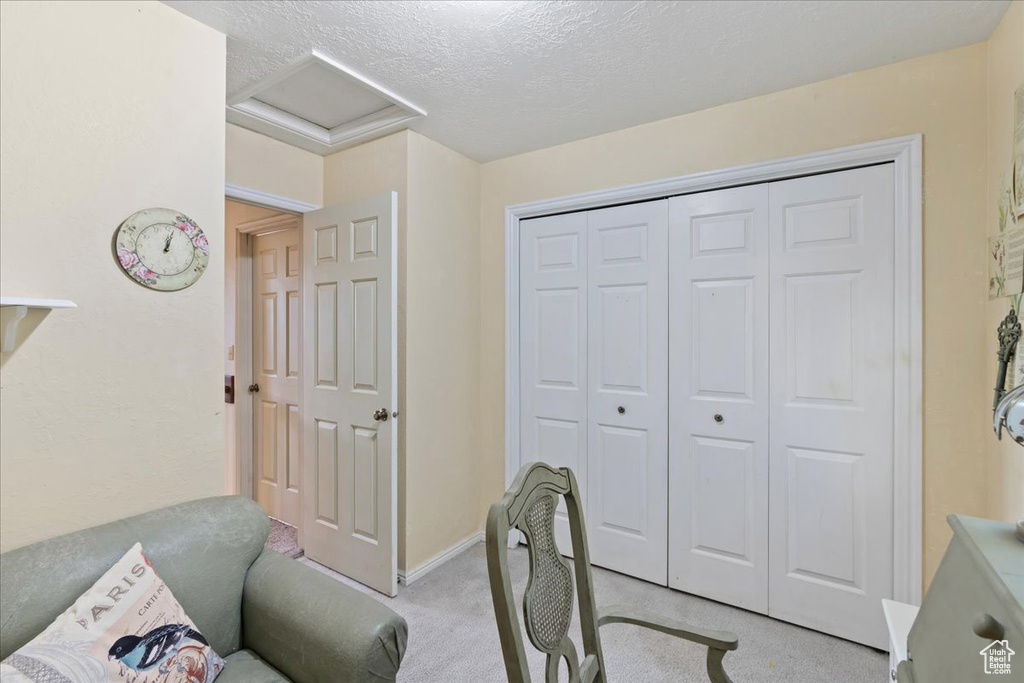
[706,647,733,683]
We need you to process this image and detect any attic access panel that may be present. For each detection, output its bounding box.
[227,50,425,155]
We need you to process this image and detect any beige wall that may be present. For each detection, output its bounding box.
[227,123,323,208]
[0,1,226,551]
[223,200,294,494]
[479,43,993,587]
[404,132,482,569]
[986,1,1024,523]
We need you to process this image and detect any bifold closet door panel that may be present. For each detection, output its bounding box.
[667,185,770,612]
[767,164,895,649]
[586,200,669,585]
[519,211,588,554]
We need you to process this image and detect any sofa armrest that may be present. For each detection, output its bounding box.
[242,549,407,683]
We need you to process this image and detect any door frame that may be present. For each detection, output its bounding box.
[504,134,923,605]
[226,183,319,500]
[233,210,303,503]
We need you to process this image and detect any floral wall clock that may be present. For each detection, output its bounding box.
[114,208,210,291]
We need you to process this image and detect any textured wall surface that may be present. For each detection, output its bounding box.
[404,132,482,569]
[166,0,1009,161]
[985,2,1024,523]
[0,1,226,551]
[479,44,991,589]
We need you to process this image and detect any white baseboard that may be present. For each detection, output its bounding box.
[398,530,484,586]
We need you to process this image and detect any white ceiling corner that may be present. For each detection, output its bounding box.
[226,50,426,155]
[165,0,1011,162]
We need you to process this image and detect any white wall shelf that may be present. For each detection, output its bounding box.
[0,297,77,352]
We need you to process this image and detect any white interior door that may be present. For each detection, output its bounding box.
[302,191,398,597]
[586,200,668,585]
[768,164,895,648]
[253,227,302,527]
[519,211,588,554]
[668,185,770,612]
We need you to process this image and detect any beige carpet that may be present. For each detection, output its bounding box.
[265,518,303,559]
[299,543,886,682]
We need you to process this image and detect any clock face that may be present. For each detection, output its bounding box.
[115,208,210,291]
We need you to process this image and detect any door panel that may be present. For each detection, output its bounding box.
[593,424,648,535]
[787,273,859,405]
[286,404,300,491]
[314,283,338,387]
[520,212,588,552]
[315,418,339,526]
[352,426,379,540]
[260,401,277,483]
[302,192,398,597]
[768,164,894,648]
[691,436,755,558]
[668,186,770,612]
[253,227,301,527]
[587,200,668,585]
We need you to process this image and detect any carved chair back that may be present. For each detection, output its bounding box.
[485,462,607,683]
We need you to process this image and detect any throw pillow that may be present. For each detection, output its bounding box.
[0,542,224,683]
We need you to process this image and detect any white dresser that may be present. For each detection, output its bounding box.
[891,516,1024,682]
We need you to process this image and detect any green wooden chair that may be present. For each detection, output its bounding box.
[486,462,739,683]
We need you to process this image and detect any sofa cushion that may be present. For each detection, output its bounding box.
[1,542,225,681]
[217,650,290,683]
[0,497,268,661]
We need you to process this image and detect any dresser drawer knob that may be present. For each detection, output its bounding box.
[972,612,1005,641]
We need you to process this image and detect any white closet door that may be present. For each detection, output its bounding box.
[520,212,588,554]
[668,185,770,611]
[768,164,895,648]
[586,200,669,584]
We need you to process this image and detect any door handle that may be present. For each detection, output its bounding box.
[373,408,389,422]
[248,383,260,393]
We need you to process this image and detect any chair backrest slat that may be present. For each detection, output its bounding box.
[486,463,608,683]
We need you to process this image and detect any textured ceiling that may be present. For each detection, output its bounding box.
[164,0,1010,162]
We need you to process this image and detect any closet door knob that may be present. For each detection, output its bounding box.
[617,406,626,414]
[714,413,724,424]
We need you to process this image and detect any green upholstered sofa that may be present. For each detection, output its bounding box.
[0,496,407,682]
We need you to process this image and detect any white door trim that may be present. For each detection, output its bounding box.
[226,183,320,213]
[234,213,302,501]
[504,134,923,605]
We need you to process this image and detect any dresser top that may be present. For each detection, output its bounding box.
[948,515,1024,627]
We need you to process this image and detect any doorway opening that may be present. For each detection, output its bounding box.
[225,199,303,547]
[224,190,401,597]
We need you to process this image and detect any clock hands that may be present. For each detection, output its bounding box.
[163,231,173,253]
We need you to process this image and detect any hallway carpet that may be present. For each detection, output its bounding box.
[266,518,303,559]
[299,543,886,682]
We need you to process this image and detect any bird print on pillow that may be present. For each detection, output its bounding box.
[108,624,210,675]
